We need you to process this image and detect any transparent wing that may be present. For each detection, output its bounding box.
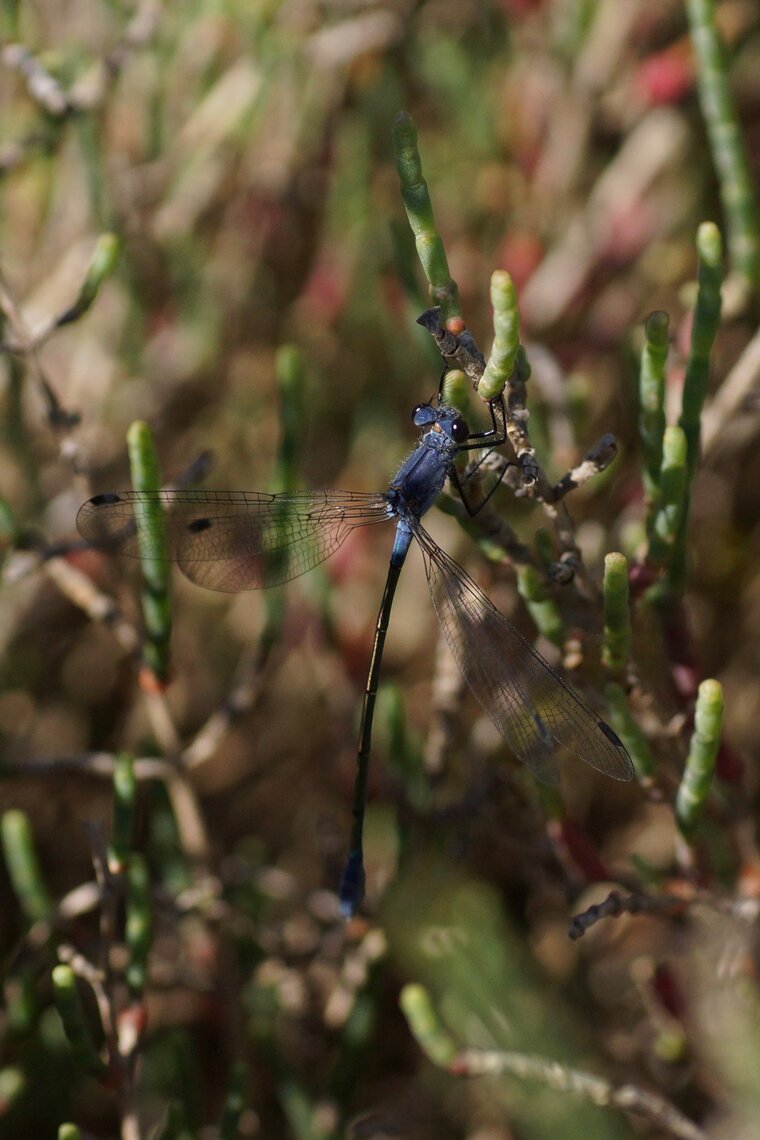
[77,489,392,591]
[413,522,634,784]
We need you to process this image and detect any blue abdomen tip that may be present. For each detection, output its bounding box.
[339,852,365,918]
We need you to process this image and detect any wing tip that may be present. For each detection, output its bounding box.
[597,719,636,781]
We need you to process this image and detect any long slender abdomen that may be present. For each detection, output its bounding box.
[390,521,414,568]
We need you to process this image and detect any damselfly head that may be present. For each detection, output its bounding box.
[435,407,470,443]
[412,402,469,443]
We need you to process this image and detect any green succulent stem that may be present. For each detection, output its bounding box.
[109,752,136,874]
[58,233,120,327]
[479,270,520,401]
[125,854,152,994]
[679,223,723,483]
[686,0,760,290]
[1,810,53,924]
[604,683,656,780]
[647,427,688,589]
[515,565,564,648]
[400,984,458,1068]
[676,679,724,837]
[664,224,723,596]
[638,310,669,501]
[602,552,631,673]
[51,965,107,1078]
[392,112,462,326]
[127,420,172,684]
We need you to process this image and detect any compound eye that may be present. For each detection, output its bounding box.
[412,403,436,427]
[451,416,469,443]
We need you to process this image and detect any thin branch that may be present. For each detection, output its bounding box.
[569,888,691,940]
[551,434,619,500]
[452,1049,713,1140]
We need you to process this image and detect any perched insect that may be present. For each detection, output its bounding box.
[79,387,633,914]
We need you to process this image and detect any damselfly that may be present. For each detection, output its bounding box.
[78,388,633,915]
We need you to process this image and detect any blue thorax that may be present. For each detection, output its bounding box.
[385,403,468,567]
[385,403,465,522]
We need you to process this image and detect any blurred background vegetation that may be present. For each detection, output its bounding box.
[1,1,760,1137]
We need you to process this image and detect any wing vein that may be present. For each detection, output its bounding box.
[412,521,633,782]
[77,489,392,590]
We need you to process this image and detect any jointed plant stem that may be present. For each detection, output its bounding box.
[604,682,656,780]
[602,552,630,674]
[479,270,520,401]
[401,983,711,1140]
[1,810,53,924]
[639,310,669,501]
[676,678,724,837]
[667,224,723,595]
[108,752,136,875]
[392,111,462,327]
[127,420,172,685]
[648,425,688,582]
[679,223,723,482]
[686,0,760,292]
